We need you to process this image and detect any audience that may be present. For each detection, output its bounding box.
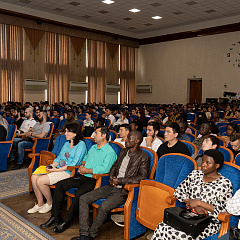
[221,122,239,147]
[177,121,191,142]
[228,132,240,157]
[105,107,116,126]
[114,124,131,147]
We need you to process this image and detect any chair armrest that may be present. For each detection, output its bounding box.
[165,196,177,205]
[124,184,140,191]
[92,173,109,180]
[218,212,233,237]
[218,212,232,222]
[28,153,40,159]
[69,166,80,177]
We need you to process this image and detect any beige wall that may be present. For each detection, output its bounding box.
[106,93,118,104]
[135,31,240,104]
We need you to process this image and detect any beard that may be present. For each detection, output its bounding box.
[38,117,43,123]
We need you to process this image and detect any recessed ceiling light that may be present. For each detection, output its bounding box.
[102,0,115,4]
[129,8,141,13]
[152,16,162,20]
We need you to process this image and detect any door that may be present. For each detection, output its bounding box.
[189,79,202,104]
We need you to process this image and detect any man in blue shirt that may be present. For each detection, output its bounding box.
[40,126,117,233]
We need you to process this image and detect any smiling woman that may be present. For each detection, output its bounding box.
[152,149,233,240]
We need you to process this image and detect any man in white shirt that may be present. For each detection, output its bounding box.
[140,122,163,152]
[105,107,116,126]
[18,107,36,134]
[114,124,131,148]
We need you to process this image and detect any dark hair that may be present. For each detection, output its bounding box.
[86,111,93,117]
[230,132,240,142]
[203,135,220,149]
[178,121,188,131]
[97,126,110,141]
[138,109,145,122]
[95,117,105,126]
[203,149,224,170]
[120,124,131,132]
[121,109,129,119]
[147,121,160,131]
[65,123,83,146]
[227,122,240,133]
[166,122,180,135]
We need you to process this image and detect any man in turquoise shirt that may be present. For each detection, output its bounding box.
[40,126,117,233]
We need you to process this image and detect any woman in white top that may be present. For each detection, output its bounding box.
[113,110,129,127]
[83,111,94,127]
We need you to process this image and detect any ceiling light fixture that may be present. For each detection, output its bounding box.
[152,16,162,19]
[129,8,141,13]
[102,0,115,4]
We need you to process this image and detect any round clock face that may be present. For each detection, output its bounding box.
[227,42,240,68]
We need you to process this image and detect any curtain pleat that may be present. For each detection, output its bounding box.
[46,32,69,104]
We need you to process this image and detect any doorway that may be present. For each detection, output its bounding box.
[188,79,202,104]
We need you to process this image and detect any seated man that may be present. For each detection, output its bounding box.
[177,121,191,142]
[40,126,117,233]
[12,108,24,130]
[71,131,150,240]
[169,107,180,122]
[157,122,189,158]
[114,124,131,147]
[12,110,50,170]
[105,106,116,126]
[192,135,220,166]
[140,121,163,152]
[228,132,240,157]
[192,122,212,150]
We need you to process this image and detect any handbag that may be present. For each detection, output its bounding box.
[163,207,212,238]
[229,226,240,240]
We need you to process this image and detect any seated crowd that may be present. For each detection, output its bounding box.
[2,100,240,239]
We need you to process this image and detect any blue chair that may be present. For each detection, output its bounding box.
[135,153,198,235]
[180,140,198,156]
[91,146,158,240]
[5,117,14,124]
[216,122,228,128]
[0,124,17,171]
[77,120,84,131]
[227,118,239,122]
[219,126,227,135]
[83,137,96,152]
[109,130,118,141]
[159,129,165,136]
[109,141,124,156]
[187,113,196,122]
[199,146,234,163]
[78,116,85,121]
[58,119,67,131]
[28,133,67,191]
[105,119,111,128]
[142,127,147,135]
[235,153,240,166]
[185,132,196,142]
[130,115,137,120]
[205,162,240,239]
[217,111,225,119]
[50,118,60,129]
[232,120,240,125]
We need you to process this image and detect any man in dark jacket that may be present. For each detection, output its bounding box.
[70,131,150,240]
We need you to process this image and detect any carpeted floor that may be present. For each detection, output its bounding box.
[0,202,55,240]
[0,169,29,200]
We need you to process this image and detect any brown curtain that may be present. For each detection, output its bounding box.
[0,24,9,103]
[87,40,105,104]
[46,32,69,104]
[0,24,23,103]
[120,46,135,104]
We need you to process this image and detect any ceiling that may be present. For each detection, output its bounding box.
[0,0,240,38]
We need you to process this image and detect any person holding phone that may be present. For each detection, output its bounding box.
[27,123,87,214]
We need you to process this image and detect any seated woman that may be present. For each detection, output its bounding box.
[112,109,129,131]
[152,149,233,240]
[83,111,94,128]
[221,122,239,147]
[28,123,87,214]
[0,115,8,141]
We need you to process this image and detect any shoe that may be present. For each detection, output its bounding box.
[146,232,154,240]
[52,221,70,233]
[38,203,52,213]
[40,216,59,229]
[27,204,45,214]
[111,214,124,227]
[70,235,93,240]
[12,164,22,170]
[8,158,15,164]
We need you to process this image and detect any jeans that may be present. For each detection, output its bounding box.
[218,232,229,240]
[79,185,126,238]
[11,138,33,165]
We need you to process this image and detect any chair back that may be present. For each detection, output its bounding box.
[142,127,147,135]
[140,147,158,179]
[180,140,198,155]
[105,119,111,128]
[52,135,68,156]
[216,122,228,128]
[78,116,85,121]
[159,129,165,136]
[219,126,227,135]
[77,120,84,131]
[227,118,239,122]
[109,130,118,141]
[235,153,240,166]
[185,132,196,142]
[217,111,225,119]
[5,117,14,124]
[6,124,17,142]
[188,126,197,136]
[109,141,124,156]
[216,136,226,147]
[46,123,54,138]
[187,113,196,122]
[83,137,96,152]
[50,118,60,129]
[232,120,240,125]
[58,119,67,130]
[155,153,198,189]
[218,163,240,231]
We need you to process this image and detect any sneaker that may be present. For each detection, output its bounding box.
[39,203,52,214]
[27,204,45,214]
[111,214,124,227]
[146,232,154,240]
